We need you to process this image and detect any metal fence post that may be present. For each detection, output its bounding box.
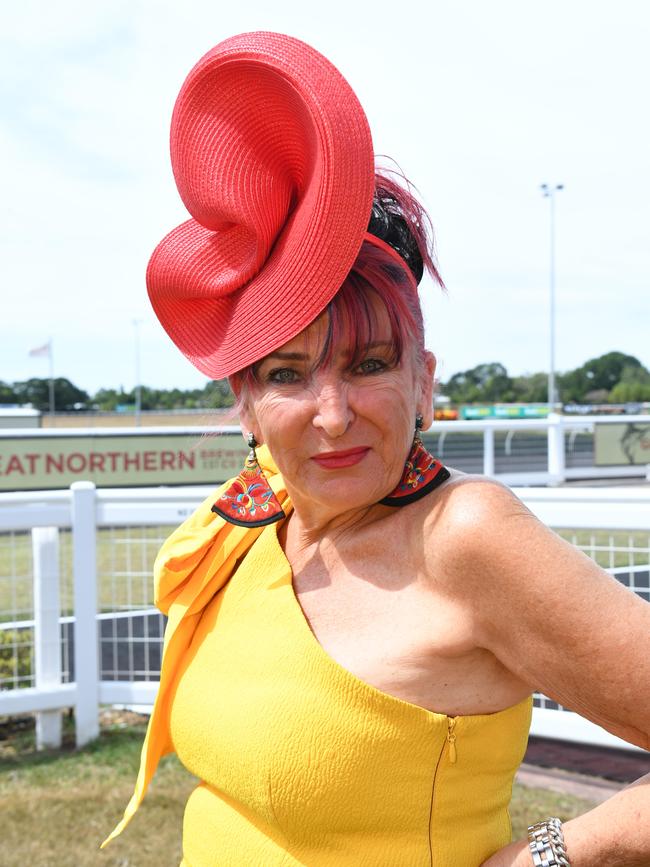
[71,481,99,747]
[547,412,566,486]
[32,526,62,750]
[483,427,495,476]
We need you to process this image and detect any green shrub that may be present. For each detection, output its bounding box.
[0,629,33,688]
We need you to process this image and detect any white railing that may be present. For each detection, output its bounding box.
[426,413,650,484]
[0,483,648,752]
[0,483,213,747]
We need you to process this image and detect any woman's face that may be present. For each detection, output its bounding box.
[239,301,435,519]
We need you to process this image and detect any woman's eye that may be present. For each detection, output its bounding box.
[268,367,300,384]
[356,358,387,375]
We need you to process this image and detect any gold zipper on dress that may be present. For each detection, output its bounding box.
[428,718,458,864]
[446,717,457,764]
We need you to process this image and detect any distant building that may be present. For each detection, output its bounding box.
[0,407,41,429]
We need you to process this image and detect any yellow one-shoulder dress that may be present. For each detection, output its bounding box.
[169,520,533,867]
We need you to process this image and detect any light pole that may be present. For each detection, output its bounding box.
[540,183,564,410]
[133,319,142,427]
[47,337,55,418]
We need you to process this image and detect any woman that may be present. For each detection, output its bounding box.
[103,32,650,866]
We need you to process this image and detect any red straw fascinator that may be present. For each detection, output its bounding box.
[147,31,376,379]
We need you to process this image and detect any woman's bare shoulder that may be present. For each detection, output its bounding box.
[411,467,529,584]
[421,466,528,537]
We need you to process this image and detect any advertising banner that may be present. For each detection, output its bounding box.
[0,432,249,491]
[460,404,550,420]
[594,422,650,466]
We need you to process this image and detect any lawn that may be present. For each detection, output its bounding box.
[0,525,171,623]
[0,517,643,862]
[0,712,599,867]
[1,523,648,624]
[0,711,193,867]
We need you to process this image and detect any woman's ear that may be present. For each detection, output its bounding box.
[238,406,257,442]
[417,351,437,429]
[229,375,259,443]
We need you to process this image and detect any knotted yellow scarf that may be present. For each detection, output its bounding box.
[101,445,292,848]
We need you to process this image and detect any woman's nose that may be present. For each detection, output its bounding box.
[312,382,354,437]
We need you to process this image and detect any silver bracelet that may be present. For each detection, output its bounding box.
[527,817,571,866]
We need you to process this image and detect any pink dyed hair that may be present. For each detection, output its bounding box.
[229,167,444,404]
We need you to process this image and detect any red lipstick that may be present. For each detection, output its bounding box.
[311,447,370,469]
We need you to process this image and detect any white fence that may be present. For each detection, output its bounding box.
[0,482,649,753]
[426,412,650,485]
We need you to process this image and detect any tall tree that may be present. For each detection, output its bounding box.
[0,381,19,405]
[510,372,548,404]
[93,388,133,411]
[559,352,643,403]
[444,363,515,404]
[13,378,89,412]
[609,365,650,403]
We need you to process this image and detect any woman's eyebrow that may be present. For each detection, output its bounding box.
[262,351,309,362]
[264,341,393,365]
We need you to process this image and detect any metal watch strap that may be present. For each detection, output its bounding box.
[527,817,571,867]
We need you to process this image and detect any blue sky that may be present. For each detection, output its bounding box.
[2,0,649,395]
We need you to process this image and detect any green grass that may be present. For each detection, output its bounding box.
[0,485,637,861]
[2,523,647,625]
[0,712,195,867]
[555,528,650,569]
[508,783,597,838]
[0,713,598,866]
[0,712,593,867]
[0,526,172,623]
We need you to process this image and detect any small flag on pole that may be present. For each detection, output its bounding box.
[29,341,51,358]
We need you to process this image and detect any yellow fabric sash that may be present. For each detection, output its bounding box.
[101,446,291,848]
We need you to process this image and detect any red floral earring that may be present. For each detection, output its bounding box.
[379,415,450,507]
[212,433,286,527]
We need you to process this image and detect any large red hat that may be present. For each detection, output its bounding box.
[147,31,376,379]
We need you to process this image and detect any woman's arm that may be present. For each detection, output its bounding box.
[441,478,650,865]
